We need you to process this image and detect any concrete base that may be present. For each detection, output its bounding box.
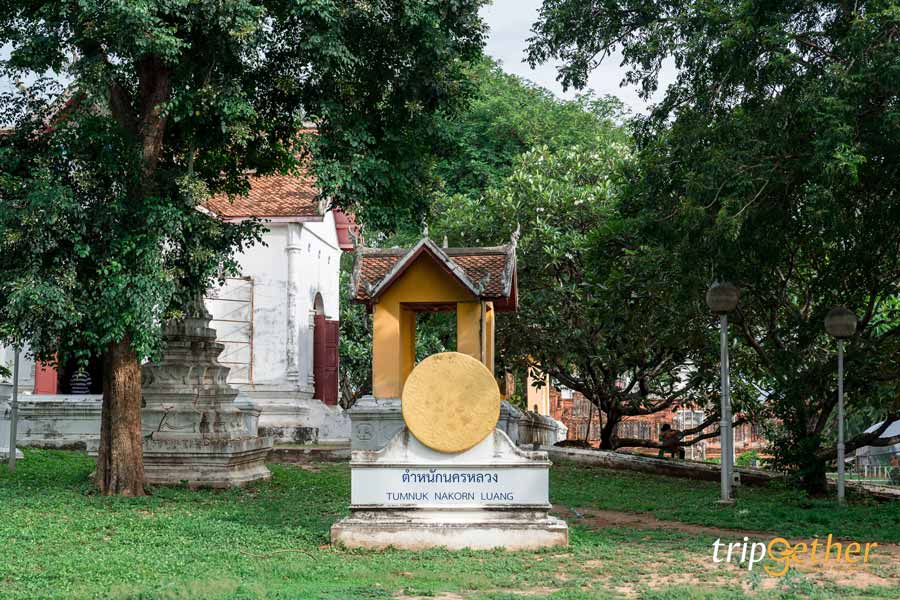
[332,509,569,550]
[0,394,102,449]
[143,436,273,488]
[348,397,564,452]
[245,387,350,445]
[337,428,569,551]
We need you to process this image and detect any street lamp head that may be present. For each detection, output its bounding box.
[825,307,857,339]
[706,282,740,315]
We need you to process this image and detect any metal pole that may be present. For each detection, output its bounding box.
[837,340,845,504]
[719,314,733,504]
[7,348,19,472]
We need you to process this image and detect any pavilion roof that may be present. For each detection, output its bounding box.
[350,235,518,311]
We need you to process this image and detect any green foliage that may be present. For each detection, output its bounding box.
[529,0,900,490]
[0,0,487,366]
[414,311,456,361]
[0,95,262,362]
[434,140,739,448]
[339,61,627,393]
[338,252,371,407]
[735,450,763,469]
[432,58,629,199]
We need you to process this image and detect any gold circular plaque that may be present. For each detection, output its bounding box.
[401,352,501,454]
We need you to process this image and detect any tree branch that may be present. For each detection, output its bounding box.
[816,414,900,459]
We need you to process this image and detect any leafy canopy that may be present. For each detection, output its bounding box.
[339,61,629,405]
[530,0,900,485]
[0,0,487,365]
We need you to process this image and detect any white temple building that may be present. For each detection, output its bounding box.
[204,169,353,443]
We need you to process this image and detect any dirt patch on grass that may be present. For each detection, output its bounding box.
[556,504,900,595]
[553,504,772,539]
[395,594,466,600]
[396,587,563,600]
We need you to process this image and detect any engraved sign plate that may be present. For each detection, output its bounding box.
[351,465,549,507]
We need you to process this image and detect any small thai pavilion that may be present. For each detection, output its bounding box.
[350,234,518,399]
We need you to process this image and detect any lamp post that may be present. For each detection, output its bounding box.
[7,347,19,472]
[707,282,739,505]
[825,307,857,505]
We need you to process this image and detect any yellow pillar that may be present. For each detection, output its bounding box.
[456,301,482,361]
[372,302,417,398]
[484,302,495,375]
[399,306,416,391]
[372,303,398,398]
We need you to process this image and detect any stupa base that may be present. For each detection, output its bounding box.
[142,436,273,488]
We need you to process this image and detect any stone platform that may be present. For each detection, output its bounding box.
[0,448,24,460]
[331,428,568,550]
[332,508,568,550]
[0,394,101,449]
[250,391,350,445]
[142,436,272,488]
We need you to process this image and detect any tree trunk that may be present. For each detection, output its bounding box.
[96,337,145,496]
[599,409,619,450]
[799,441,829,496]
[583,402,594,445]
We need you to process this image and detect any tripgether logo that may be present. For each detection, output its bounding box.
[712,535,878,577]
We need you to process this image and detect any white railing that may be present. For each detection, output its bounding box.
[859,465,893,480]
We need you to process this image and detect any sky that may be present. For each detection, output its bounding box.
[480,0,676,113]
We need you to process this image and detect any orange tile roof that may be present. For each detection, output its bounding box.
[352,241,517,310]
[205,170,322,219]
[448,251,509,297]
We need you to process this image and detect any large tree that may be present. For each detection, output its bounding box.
[529,0,900,491]
[435,142,755,449]
[0,0,485,495]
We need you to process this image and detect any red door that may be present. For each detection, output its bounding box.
[34,360,59,394]
[314,315,340,405]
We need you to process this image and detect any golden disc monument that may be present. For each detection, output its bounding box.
[331,235,568,550]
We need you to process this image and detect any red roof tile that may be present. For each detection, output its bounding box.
[448,251,508,297]
[205,170,321,219]
[352,241,516,310]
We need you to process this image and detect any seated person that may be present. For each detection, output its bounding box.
[658,423,685,460]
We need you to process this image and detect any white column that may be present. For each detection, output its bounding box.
[285,223,303,382]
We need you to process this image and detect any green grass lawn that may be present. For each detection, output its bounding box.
[553,461,900,541]
[1,450,897,600]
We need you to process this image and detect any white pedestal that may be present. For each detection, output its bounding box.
[0,449,24,460]
[331,428,568,550]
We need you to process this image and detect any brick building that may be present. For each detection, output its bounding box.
[549,386,765,460]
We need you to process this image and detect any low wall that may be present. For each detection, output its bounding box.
[269,444,351,464]
[547,445,781,487]
[0,394,102,450]
[517,412,568,447]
